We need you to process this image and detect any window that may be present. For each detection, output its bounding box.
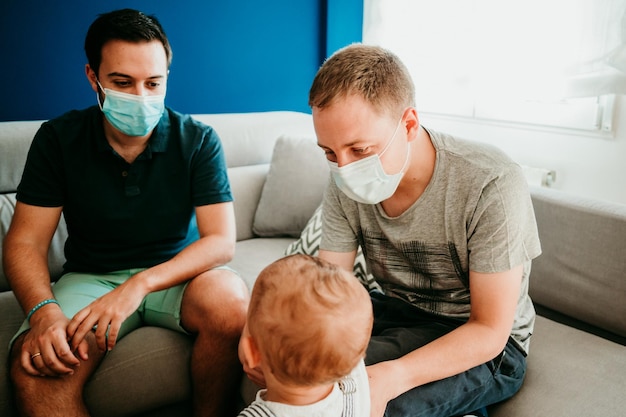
[363,0,626,133]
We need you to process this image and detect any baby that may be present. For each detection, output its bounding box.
[238,254,373,417]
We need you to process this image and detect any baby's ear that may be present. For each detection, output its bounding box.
[240,332,262,369]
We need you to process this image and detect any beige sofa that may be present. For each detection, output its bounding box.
[1,111,625,416]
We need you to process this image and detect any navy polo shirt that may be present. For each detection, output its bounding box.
[17,106,233,273]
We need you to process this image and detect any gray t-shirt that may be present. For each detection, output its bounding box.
[321,128,541,353]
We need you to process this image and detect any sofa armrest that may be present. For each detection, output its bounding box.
[529,186,626,339]
[228,164,269,242]
[0,194,68,292]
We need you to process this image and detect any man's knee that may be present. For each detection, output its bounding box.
[10,333,105,416]
[9,333,28,387]
[181,268,249,334]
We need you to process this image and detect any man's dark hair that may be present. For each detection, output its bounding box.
[84,8,172,76]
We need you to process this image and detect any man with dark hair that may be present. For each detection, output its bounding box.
[4,9,248,417]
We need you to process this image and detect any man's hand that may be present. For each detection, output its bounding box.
[367,361,402,417]
[20,307,87,377]
[67,277,147,352]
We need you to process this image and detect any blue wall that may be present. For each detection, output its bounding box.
[325,0,364,57]
[0,1,362,122]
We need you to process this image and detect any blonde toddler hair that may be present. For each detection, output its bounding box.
[248,254,373,386]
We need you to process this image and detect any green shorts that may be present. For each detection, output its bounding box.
[11,266,235,348]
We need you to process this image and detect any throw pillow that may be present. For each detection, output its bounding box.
[284,204,381,291]
[252,135,329,238]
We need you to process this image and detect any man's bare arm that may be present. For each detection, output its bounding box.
[3,202,82,375]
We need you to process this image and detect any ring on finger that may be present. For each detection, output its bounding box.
[31,352,42,360]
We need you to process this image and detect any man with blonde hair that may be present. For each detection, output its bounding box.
[306,44,541,417]
[238,254,373,417]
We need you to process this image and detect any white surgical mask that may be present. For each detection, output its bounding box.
[328,118,410,204]
[97,80,165,137]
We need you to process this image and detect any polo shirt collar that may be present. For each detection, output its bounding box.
[149,110,170,153]
[94,107,171,156]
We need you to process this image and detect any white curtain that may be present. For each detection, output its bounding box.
[564,0,626,96]
[364,0,626,105]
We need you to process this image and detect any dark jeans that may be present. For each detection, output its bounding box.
[365,291,527,417]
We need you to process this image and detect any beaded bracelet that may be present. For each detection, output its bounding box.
[26,299,59,323]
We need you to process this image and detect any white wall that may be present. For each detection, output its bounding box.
[420,96,626,205]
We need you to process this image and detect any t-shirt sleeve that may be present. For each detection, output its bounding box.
[16,122,65,207]
[190,126,233,206]
[320,178,360,253]
[467,163,542,273]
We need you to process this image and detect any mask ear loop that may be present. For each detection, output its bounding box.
[379,117,403,157]
[398,138,411,174]
[381,117,411,176]
[95,79,106,110]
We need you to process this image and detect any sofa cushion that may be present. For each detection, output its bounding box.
[84,327,193,417]
[0,291,22,416]
[252,136,329,237]
[229,237,295,290]
[489,315,626,416]
[283,204,380,291]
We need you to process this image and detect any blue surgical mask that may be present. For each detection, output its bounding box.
[328,118,410,205]
[97,80,165,137]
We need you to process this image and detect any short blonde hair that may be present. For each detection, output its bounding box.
[309,44,415,117]
[248,254,373,386]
